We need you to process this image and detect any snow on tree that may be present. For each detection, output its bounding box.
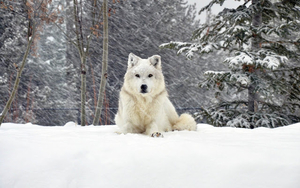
[161,0,300,128]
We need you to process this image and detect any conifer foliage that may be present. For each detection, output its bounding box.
[161,0,300,128]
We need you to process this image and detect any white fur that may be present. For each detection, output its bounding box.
[115,53,197,136]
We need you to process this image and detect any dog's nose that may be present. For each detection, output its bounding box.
[141,84,148,93]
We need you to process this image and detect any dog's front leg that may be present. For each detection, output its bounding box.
[145,122,163,137]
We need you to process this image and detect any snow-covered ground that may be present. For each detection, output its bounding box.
[0,122,299,188]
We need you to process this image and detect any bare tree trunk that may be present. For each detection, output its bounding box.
[80,55,87,126]
[0,30,35,126]
[93,0,108,125]
[248,0,262,113]
[73,0,87,126]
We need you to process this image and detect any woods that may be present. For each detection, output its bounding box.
[0,0,299,127]
[0,0,201,126]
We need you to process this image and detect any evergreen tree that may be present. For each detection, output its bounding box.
[162,0,300,128]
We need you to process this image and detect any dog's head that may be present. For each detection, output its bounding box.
[124,53,165,96]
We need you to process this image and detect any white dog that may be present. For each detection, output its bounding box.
[115,53,197,137]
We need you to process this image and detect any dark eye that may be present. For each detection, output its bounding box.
[135,74,140,78]
[148,74,153,78]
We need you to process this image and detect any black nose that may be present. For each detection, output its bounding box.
[141,84,147,93]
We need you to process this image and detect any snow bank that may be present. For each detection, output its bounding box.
[0,123,299,188]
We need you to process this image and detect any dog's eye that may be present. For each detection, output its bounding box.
[148,74,153,78]
[135,74,140,78]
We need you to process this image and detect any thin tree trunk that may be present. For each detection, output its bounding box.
[93,0,108,125]
[25,75,33,123]
[0,32,35,126]
[80,55,87,126]
[73,0,87,126]
[248,0,262,113]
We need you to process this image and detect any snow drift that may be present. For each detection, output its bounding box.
[0,122,299,188]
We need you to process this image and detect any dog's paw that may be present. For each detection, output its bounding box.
[151,132,163,138]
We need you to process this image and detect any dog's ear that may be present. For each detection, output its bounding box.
[149,55,161,70]
[128,53,140,68]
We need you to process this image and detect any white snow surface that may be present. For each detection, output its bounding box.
[1,122,300,188]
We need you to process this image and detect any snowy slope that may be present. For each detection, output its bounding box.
[0,122,299,188]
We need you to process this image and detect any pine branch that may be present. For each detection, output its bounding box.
[199,0,226,15]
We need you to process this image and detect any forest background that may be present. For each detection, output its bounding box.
[1,0,299,127]
[0,0,208,126]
